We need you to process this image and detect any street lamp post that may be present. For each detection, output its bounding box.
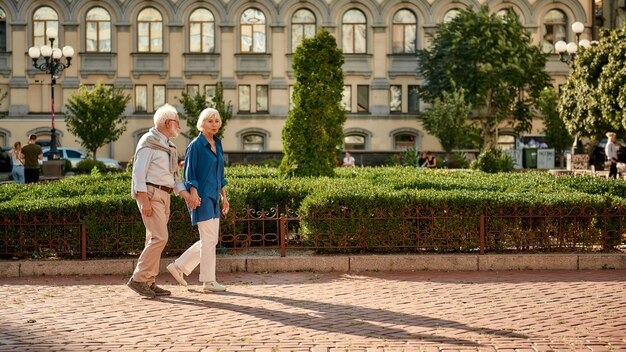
[553,21,592,167]
[27,28,74,160]
[554,21,590,65]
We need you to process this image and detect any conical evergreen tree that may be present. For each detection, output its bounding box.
[279,29,346,177]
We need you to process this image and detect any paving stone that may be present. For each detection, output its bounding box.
[0,270,624,351]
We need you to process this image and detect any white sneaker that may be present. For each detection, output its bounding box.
[166,263,187,286]
[203,281,226,292]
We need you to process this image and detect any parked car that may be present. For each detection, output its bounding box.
[0,146,12,172]
[39,147,123,170]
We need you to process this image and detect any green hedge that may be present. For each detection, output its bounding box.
[1,167,624,256]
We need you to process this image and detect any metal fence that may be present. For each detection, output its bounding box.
[0,204,624,259]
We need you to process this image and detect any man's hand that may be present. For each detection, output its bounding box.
[181,190,201,210]
[136,192,152,217]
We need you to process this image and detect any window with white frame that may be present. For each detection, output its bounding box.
[256,85,268,112]
[443,9,460,23]
[239,85,251,112]
[153,85,166,111]
[392,10,417,54]
[33,6,58,48]
[0,8,5,52]
[393,133,419,151]
[189,8,215,53]
[187,84,199,96]
[137,8,163,52]
[291,9,316,52]
[242,133,265,151]
[240,8,266,53]
[408,85,420,113]
[205,85,216,103]
[341,86,352,111]
[342,9,366,54]
[86,7,112,52]
[543,10,567,54]
[357,85,369,112]
[344,134,366,150]
[135,85,147,112]
[390,85,402,112]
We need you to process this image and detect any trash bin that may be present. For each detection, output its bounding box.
[523,148,538,168]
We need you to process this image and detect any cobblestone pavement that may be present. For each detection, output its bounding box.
[1,270,625,351]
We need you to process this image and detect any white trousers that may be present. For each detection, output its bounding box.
[174,218,220,283]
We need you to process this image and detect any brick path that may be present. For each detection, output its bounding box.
[1,270,625,351]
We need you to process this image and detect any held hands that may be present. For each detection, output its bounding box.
[183,190,201,210]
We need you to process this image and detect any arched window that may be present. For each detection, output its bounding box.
[86,7,112,52]
[0,8,6,52]
[137,8,163,52]
[342,9,366,54]
[392,10,417,54]
[242,133,265,151]
[344,134,367,150]
[240,8,266,53]
[33,6,58,47]
[393,133,419,151]
[443,9,460,23]
[189,8,215,53]
[543,10,567,54]
[497,134,516,151]
[291,9,316,52]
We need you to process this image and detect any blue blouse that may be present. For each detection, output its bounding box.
[184,133,228,225]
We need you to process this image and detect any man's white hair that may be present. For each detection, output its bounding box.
[196,108,222,131]
[153,104,179,127]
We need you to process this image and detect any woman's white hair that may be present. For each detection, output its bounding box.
[197,108,222,131]
[153,104,179,127]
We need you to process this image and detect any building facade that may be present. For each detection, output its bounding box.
[0,0,608,164]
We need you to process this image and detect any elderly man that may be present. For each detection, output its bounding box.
[127,104,194,298]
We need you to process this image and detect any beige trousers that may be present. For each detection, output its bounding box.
[174,218,220,283]
[132,186,170,285]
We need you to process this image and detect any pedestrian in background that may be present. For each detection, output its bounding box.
[605,132,619,179]
[167,107,230,293]
[20,135,43,184]
[10,141,25,184]
[342,151,355,167]
[127,104,194,298]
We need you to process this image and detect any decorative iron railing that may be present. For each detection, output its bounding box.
[0,204,623,259]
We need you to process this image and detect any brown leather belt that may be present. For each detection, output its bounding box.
[146,182,173,194]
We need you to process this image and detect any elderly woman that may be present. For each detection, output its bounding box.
[167,108,229,293]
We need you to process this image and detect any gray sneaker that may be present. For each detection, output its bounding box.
[167,263,188,286]
[203,281,226,293]
[127,278,156,298]
[150,283,171,296]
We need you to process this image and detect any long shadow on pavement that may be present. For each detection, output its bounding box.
[159,290,527,346]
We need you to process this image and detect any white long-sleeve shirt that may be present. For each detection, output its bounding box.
[605,140,618,161]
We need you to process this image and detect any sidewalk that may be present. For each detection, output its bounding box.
[1,270,625,351]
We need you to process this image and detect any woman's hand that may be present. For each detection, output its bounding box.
[221,197,230,215]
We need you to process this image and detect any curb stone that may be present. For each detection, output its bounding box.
[0,253,625,277]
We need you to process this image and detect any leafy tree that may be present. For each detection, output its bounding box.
[418,89,473,154]
[417,6,550,149]
[538,87,573,167]
[179,82,232,139]
[64,82,130,158]
[559,25,626,141]
[279,29,346,177]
